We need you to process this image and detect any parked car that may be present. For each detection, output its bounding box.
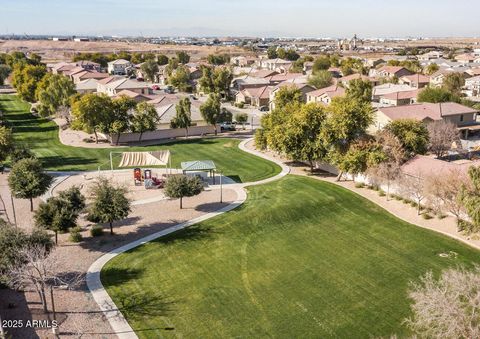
[189,94,197,100]
[164,86,175,94]
[220,122,236,131]
[259,105,269,112]
[151,85,160,90]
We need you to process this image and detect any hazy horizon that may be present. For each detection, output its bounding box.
[2,0,479,38]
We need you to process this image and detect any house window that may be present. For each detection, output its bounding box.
[460,115,464,122]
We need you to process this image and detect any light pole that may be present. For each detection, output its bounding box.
[220,170,223,204]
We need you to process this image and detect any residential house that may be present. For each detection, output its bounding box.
[258,58,293,73]
[372,102,479,137]
[464,75,480,97]
[269,83,315,110]
[399,74,430,88]
[97,77,151,96]
[379,89,420,107]
[372,83,415,102]
[114,89,152,102]
[455,53,476,64]
[149,96,207,128]
[75,79,98,94]
[231,56,256,67]
[236,86,271,107]
[417,51,443,61]
[306,85,345,105]
[231,76,271,91]
[369,66,414,79]
[107,59,133,75]
[429,69,470,87]
[338,73,379,88]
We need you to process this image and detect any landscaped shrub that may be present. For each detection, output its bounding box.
[436,213,447,219]
[457,219,479,235]
[410,201,418,208]
[378,190,386,197]
[422,213,433,220]
[90,225,104,237]
[393,195,403,201]
[355,183,365,188]
[69,226,83,243]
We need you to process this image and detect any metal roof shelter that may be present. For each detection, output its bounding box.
[181,160,217,184]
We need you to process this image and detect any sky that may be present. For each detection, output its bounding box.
[1,0,479,38]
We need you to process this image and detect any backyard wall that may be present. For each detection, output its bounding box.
[109,125,221,144]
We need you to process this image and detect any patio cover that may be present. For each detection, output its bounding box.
[118,150,170,167]
[181,160,216,172]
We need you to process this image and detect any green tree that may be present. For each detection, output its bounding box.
[267,46,278,59]
[171,97,192,137]
[425,63,439,75]
[384,119,429,156]
[176,51,190,64]
[283,103,328,172]
[0,126,14,163]
[0,64,11,86]
[109,96,136,145]
[11,63,47,102]
[460,166,480,232]
[10,146,36,163]
[198,66,215,93]
[169,65,191,92]
[346,79,373,103]
[213,67,233,98]
[337,137,385,182]
[87,178,131,235]
[34,186,85,244]
[8,158,53,211]
[164,175,204,209]
[274,86,303,109]
[140,59,159,82]
[218,108,233,123]
[130,102,158,142]
[200,93,221,135]
[157,54,169,65]
[207,54,230,65]
[307,70,333,89]
[417,87,458,103]
[442,72,465,94]
[35,73,76,117]
[312,56,331,73]
[321,97,374,180]
[71,93,113,143]
[235,113,249,129]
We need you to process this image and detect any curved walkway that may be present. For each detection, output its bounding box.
[86,138,289,339]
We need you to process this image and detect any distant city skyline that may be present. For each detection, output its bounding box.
[2,0,479,38]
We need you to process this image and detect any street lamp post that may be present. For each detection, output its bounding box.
[220,170,223,204]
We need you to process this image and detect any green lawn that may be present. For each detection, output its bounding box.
[0,95,280,182]
[102,175,480,338]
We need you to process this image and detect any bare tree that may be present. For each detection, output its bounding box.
[367,130,405,200]
[399,173,425,214]
[427,120,460,158]
[7,246,82,315]
[405,266,480,339]
[424,168,469,223]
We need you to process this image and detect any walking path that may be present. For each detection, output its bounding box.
[86,137,480,339]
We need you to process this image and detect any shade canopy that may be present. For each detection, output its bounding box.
[118,150,170,168]
[181,160,216,172]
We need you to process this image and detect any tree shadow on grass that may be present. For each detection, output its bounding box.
[39,155,99,170]
[114,292,176,320]
[100,267,144,288]
[153,223,220,245]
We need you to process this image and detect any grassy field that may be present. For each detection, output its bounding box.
[0,95,280,182]
[102,175,480,338]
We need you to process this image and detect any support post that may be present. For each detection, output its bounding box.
[110,152,114,173]
[220,171,222,203]
[10,193,17,227]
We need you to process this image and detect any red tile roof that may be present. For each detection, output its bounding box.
[379,102,479,121]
